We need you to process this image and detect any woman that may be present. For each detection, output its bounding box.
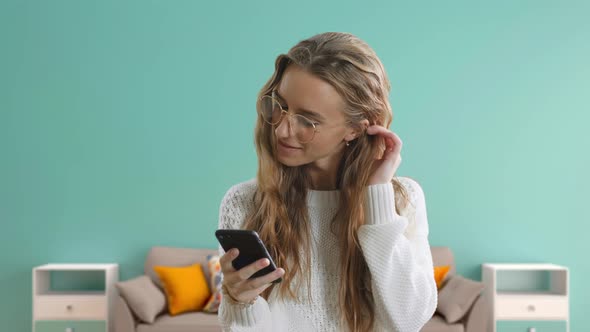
[217,32,437,332]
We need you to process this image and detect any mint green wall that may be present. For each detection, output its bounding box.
[1,0,588,330]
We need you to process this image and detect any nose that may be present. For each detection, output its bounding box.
[274,113,294,140]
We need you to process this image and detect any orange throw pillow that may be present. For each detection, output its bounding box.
[153,263,211,315]
[434,265,451,290]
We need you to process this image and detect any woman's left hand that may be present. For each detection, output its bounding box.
[366,125,403,185]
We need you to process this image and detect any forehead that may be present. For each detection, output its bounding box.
[277,65,345,119]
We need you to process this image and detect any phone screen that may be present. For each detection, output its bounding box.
[215,229,282,283]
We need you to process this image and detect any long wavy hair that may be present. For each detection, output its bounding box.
[243,32,410,332]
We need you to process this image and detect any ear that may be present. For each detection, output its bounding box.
[344,119,370,141]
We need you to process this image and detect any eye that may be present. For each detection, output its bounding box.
[308,117,321,126]
[308,118,321,127]
[274,95,288,109]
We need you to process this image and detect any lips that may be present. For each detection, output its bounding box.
[278,141,301,149]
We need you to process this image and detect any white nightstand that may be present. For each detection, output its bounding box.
[482,263,569,332]
[32,263,119,332]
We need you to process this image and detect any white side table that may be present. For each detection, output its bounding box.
[32,263,119,332]
[482,263,569,332]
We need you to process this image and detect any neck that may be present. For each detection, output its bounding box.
[308,172,337,190]
[306,151,343,191]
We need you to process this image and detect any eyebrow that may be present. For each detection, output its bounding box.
[274,90,327,122]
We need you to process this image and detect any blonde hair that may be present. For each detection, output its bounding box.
[244,32,410,332]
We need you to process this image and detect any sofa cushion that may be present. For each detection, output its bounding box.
[437,275,485,323]
[431,246,456,276]
[145,246,218,291]
[420,314,464,332]
[115,275,166,324]
[153,263,212,315]
[434,265,451,289]
[137,311,221,332]
[203,254,222,313]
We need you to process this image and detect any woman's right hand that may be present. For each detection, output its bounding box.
[220,248,285,303]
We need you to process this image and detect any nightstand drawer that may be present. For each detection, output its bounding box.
[496,296,568,319]
[35,297,106,319]
[497,320,567,332]
[34,320,106,332]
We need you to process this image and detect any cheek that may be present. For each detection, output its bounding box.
[302,137,339,157]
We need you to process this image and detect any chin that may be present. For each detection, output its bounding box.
[277,159,305,167]
[276,155,309,167]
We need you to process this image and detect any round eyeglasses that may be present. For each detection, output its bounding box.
[259,92,319,144]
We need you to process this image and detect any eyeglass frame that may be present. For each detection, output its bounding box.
[259,90,322,144]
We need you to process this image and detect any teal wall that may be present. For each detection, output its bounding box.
[2,0,588,330]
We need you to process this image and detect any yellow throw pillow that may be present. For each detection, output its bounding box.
[153,263,211,315]
[434,265,451,290]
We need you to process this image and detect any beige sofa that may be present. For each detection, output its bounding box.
[420,247,488,332]
[114,247,220,332]
[114,246,487,332]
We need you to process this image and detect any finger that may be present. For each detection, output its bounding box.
[366,125,392,136]
[366,125,385,134]
[221,270,242,286]
[385,137,395,152]
[236,257,271,282]
[245,268,285,290]
[220,248,239,273]
[386,133,402,154]
[382,137,403,162]
[367,126,392,153]
[367,126,401,149]
[382,145,402,163]
[369,132,401,158]
[248,278,277,296]
[253,282,274,294]
[234,279,275,299]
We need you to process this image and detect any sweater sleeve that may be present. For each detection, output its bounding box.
[217,184,274,332]
[357,179,438,332]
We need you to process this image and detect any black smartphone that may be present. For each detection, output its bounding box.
[215,229,282,284]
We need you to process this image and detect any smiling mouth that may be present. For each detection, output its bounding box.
[278,141,301,149]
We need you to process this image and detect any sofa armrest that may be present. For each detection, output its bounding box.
[114,295,138,332]
[463,293,488,332]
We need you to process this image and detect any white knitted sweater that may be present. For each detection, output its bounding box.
[217,177,437,332]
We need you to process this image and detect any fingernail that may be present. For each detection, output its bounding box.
[231,249,239,256]
[277,268,285,275]
[260,259,269,267]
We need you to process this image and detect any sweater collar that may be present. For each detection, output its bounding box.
[306,189,340,207]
